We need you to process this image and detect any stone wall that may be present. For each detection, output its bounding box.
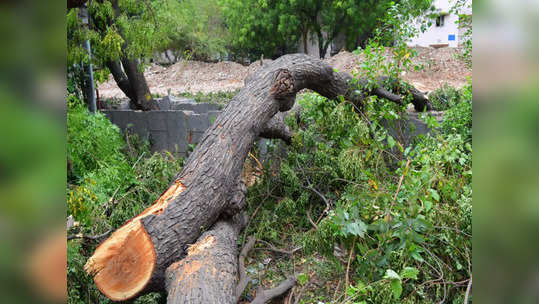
[102,98,221,157]
[102,97,442,160]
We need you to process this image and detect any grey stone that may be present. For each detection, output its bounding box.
[207,111,222,125]
[127,111,150,141]
[186,112,210,132]
[111,110,131,130]
[382,110,444,148]
[101,107,221,157]
[166,111,189,153]
[190,131,205,145]
[100,99,130,110]
[149,131,169,153]
[156,97,171,110]
[148,111,168,131]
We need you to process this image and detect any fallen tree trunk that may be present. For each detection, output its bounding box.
[166,215,245,304]
[84,53,431,301]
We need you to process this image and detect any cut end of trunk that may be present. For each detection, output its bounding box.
[86,222,155,301]
[85,180,186,301]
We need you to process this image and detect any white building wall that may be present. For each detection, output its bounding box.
[408,0,472,48]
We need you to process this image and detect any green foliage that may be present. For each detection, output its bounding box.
[164,0,229,60]
[245,54,471,302]
[441,80,472,141]
[68,0,228,82]
[452,0,472,68]
[67,98,129,181]
[220,0,433,59]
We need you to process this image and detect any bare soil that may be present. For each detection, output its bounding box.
[98,47,471,99]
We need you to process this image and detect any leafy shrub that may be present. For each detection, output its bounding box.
[441,80,472,141]
[244,83,472,302]
[429,82,467,111]
[67,99,131,182]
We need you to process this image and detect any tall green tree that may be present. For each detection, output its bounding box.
[221,0,433,59]
[165,0,229,61]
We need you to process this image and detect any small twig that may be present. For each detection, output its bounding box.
[293,281,307,304]
[464,247,472,304]
[256,240,302,255]
[241,201,264,248]
[102,185,121,216]
[302,184,331,226]
[67,230,111,241]
[386,158,410,221]
[285,286,295,304]
[464,277,472,304]
[249,151,264,172]
[131,151,146,169]
[332,278,342,301]
[345,237,357,290]
[306,205,319,230]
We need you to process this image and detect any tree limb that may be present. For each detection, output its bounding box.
[251,276,298,304]
[236,235,256,302]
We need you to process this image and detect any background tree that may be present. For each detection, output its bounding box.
[164,0,229,62]
[67,0,180,110]
[221,0,433,59]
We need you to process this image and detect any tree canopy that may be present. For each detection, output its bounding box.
[220,0,434,59]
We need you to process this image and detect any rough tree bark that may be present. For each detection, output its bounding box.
[165,215,245,304]
[120,57,159,111]
[84,53,431,302]
[106,60,134,101]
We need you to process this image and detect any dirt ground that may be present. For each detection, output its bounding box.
[98,47,471,99]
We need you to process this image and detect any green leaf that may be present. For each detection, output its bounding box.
[384,269,400,280]
[343,220,368,237]
[424,200,433,212]
[411,251,424,262]
[387,135,396,149]
[297,273,308,285]
[390,279,403,299]
[429,189,440,202]
[400,267,419,280]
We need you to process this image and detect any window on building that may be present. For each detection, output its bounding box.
[435,15,445,27]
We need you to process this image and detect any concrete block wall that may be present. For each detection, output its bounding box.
[102,99,442,160]
[102,101,221,157]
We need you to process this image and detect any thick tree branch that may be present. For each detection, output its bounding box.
[260,112,292,144]
[106,60,134,101]
[251,276,298,304]
[165,214,246,304]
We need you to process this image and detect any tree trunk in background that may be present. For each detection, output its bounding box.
[121,58,159,111]
[84,54,432,302]
[106,60,134,101]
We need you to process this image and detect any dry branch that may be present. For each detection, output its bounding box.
[251,277,298,304]
[236,235,257,302]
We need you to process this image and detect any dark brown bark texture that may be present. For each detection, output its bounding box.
[106,60,134,101]
[120,58,159,111]
[165,215,245,304]
[89,53,432,301]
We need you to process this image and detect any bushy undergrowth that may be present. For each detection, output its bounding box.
[67,97,183,303]
[244,86,472,303]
